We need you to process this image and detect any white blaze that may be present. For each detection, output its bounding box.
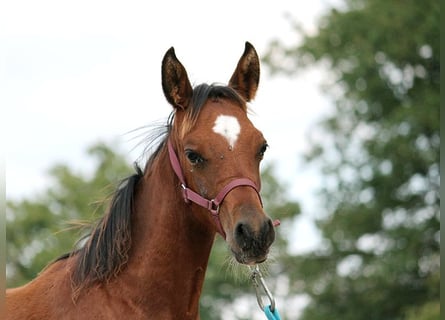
[212,115,241,149]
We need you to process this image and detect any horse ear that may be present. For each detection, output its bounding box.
[162,47,193,110]
[228,42,260,102]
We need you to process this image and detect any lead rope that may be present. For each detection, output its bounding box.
[250,265,282,320]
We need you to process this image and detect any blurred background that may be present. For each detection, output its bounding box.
[2,0,439,319]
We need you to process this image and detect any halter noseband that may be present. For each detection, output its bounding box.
[167,140,263,239]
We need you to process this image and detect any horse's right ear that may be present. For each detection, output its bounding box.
[161,47,193,110]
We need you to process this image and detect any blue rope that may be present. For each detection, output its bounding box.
[263,304,281,320]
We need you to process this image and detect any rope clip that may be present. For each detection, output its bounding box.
[250,265,276,312]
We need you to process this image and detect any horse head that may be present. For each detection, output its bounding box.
[162,42,276,265]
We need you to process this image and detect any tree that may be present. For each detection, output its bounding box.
[6,142,300,319]
[263,0,439,319]
[6,143,132,286]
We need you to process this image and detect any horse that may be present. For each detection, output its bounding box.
[5,42,277,319]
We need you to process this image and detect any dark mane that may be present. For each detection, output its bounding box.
[70,165,143,297]
[60,83,243,297]
[190,83,245,118]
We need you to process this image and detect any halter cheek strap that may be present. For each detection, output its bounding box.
[167,140,266,239]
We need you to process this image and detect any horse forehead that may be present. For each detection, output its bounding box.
[193,100,259,148]
[212,114,241,149]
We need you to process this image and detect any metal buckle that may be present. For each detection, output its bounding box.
[250,265,275,312]
[209,199,219,214]
[181,184,190,204]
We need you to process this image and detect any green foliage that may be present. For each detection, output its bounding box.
[405,301,440,320]
[6,143,132,287]
[264,0,439,319]
[6,143,300,319]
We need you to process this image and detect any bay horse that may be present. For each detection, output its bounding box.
[5,42,276,319]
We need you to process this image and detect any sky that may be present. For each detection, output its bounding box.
[1,0,336,251]
[2,0,335,240]
[2,1,338,318]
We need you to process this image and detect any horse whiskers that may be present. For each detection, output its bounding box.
[222,252,275,284]
[222,255,246,283]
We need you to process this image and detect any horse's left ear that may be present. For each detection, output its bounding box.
[162,47,193,110]
[228,42,260,102]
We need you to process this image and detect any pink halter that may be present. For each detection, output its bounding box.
[167,140,265,239]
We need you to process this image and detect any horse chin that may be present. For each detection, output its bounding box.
[231,249,269,265]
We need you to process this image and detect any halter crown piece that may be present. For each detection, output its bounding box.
[167,140,279,239]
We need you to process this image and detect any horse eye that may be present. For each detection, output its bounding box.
[258,143,269,158]
[185,150,204,165]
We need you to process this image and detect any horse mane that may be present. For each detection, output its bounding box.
[69,165,142,297]
[58,83,245,297]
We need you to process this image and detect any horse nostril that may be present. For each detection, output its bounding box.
[235,222,252,250]
[234,219,275,252]
[262,218,275,247]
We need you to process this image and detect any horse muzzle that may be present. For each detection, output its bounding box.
[229,216,275,265]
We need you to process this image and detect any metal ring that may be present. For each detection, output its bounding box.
[250,265,276,312]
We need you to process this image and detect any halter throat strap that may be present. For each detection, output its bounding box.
[167,140,262,239]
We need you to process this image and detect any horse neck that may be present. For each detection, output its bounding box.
[120,145,216,315]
